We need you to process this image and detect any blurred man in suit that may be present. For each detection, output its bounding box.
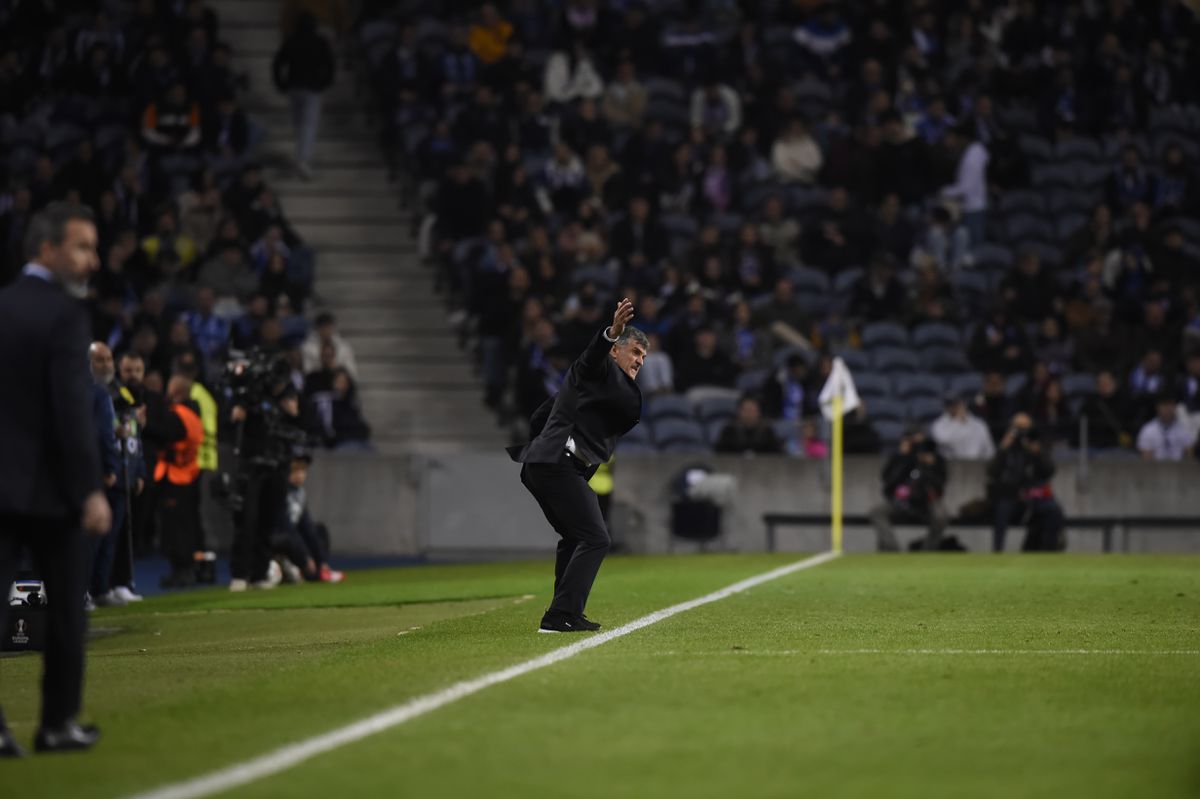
[0,203,111,756]
[509,298,645,633]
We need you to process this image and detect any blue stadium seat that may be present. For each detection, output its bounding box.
[786,185,828,216]
[1022,241,1063,269]
[772,346,815,369]
[998,190,1047,218]
[1055,213,1087,243]
[1005,373,1028,397]
[772,419,798,445]
[871,347,920,374]
[861,321,909,350]
[644,76,686,104]
[623,424,652,445]
[854,372,891,400]
[1055,137,1104,164]
[660,213,700,239]
[833,349,870,373]
[1006,214,1055,244]
[833,267,864,296]
[1061,373,1097,400]
[952,271,990,308]
[1031,163,1075,189]
[1017,134,1053,163]
[694,396,738,425]
[947,373,984,399]
[647,394,694,422]
[653,418,706,448]
[788,267,831,295]
[869,397,906,422]
[872,419,906,447]
[737,369,768,394]
[1048,188,1098,217]
[906,396,944,423]
[912,322,961,350]
[973,243,1014,271]
[894,373,944,399]
[572,265,617,291]
[922,346,971,375]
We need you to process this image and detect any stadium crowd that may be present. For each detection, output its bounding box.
[356,0,1200,464]
[0,0,359,598]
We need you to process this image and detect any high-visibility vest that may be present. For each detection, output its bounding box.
[155,403,204,485]
[190,382,219,472]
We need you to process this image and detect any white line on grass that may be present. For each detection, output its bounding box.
[126,551,841,799]
[648,648,1200,657]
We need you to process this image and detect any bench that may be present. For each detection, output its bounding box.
[761,513,1197,553]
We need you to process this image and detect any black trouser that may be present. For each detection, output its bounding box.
[158,479,202,573]
[0,515,88,730]
[231,468,287,582]
[521,454,610,618]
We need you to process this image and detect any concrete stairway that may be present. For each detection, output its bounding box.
[210,0,506,455]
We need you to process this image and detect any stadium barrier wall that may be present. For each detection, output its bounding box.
[298,453,1200,556]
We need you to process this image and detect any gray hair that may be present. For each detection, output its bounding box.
[23,202,95,260]
[615,326,649,350]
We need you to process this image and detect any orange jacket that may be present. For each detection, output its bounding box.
[155,403,204,485]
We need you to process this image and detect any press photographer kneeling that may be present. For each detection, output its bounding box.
[220,350,311,591]
[988,413,1065,552]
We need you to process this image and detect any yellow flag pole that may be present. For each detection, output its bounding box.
[831,393,844,554]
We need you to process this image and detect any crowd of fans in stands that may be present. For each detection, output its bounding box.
[0,0,370,451]
[358,0,1200,462]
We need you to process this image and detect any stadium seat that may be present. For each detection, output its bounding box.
[870,397,906,422]
[833,267,864,296]
[653,418,706,448]
[1055,213,1087,243]
[872,419,906,447]
[772,346,815,369]
[1006,373,1028,397]
[947,373,984,399]
[922,346,972,375]
[644,76,686,104]
[694,396,739,425]
[894,373,944,399]
[952,271,990,309]
[788,267,831,295]
[737,369,769,394]
[871,347,920,374]
[1017,134,1053,163]
[998,189,1047,218]
[623,423,652,445]
[616,440,656,454]
[1006,214,1056,244]
[1048,188,1098,217]
[973,243,1014,271]
[647,394,694,422]
[854,372,891,400]
[1061,373,1097,400]
[772,419,798,446]
[572,265,617,291]
[1031,163,1075,189]
[912,322,961,350]
[786,185,828,216]
[1054,137,1104,164]
[861,321,909,350]
[660,213,700,239]
[906,396,944,423]
[1022,241,1063,270]
[833,349,869,373]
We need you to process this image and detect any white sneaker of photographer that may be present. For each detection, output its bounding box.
[229,579,249,592]
[112,586,143,603]
[278,558,303,584]
[251,560,283,590]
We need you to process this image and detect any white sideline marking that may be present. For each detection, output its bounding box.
[126,551,841,799]
[649,648,1200,657]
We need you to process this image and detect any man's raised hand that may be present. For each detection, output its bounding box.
[610,298,635,339]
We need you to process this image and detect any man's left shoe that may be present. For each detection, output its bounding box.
[92,590,126,608]
[34,720,100,753]
[0,727,27,758]
[538,612,601,633]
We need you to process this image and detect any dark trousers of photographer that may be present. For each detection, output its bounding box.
[992,491,1065,552]
[232,467,288,582]
[159,479,202,575]
[870,499,948,552]
[0,516,87,730]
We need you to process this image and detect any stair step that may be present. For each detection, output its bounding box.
[357,362,477,386]
[271,167,394,192]
[347,335,462,359]
[299,221,409,248]
[283,195,401,219]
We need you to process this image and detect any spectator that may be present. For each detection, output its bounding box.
[761,354,812,421]
[1074,370,1134,451]
[1031,317,1074,375]
[771,117,823,185]
[848,253,905,322]
[1107,146,1153,212]
[197,243,258,304]
[916,205,971,273]
[202,94,250,159]
[141,82,202,153]
[467,4,513,66]
[870,193,916,265]
[869,430,948,551]
[610,195,666,272]
[988,414,1064,552]
[970,309,1031,375]
[715,396,783,454]
[137,207,199,288]
[181,286,230,371]
[301,311,359,380]
[1128,349,1167,422]
[932,395,996,460]
[602,59,647,131]
[543,41,603,104]
[758,194,801,269]
[724,300,773,372]
[690,79,742,139]
[636,332,674,395]
[675,327,738,393]
[1137,396,1196,461]
[752,277,810,344]
[313,368,372,450]
[272,12,336,179]
[537,143,586,215]
[802,186,864,272]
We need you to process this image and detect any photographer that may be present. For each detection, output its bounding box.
[987,413,1065,552]
[224,350,310,592]
[272,454,343,584]
[869,429,948,551]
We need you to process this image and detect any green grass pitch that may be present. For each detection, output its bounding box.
[1,553,1197,798]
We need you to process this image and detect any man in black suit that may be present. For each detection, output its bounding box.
[509,299,646,633]
[0,203,111,757]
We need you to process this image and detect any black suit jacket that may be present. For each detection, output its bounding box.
[508,328,642,467]
[0,274,102,518]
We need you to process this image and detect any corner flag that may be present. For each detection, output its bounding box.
[817,357,860,553]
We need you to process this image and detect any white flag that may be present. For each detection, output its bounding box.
[818,356,861,421]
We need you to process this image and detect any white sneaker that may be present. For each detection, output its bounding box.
[83,593,96,612]
[278,558,303,584]
[251,560,283,590]
[112,586,144,603]
[229,579,249,593]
